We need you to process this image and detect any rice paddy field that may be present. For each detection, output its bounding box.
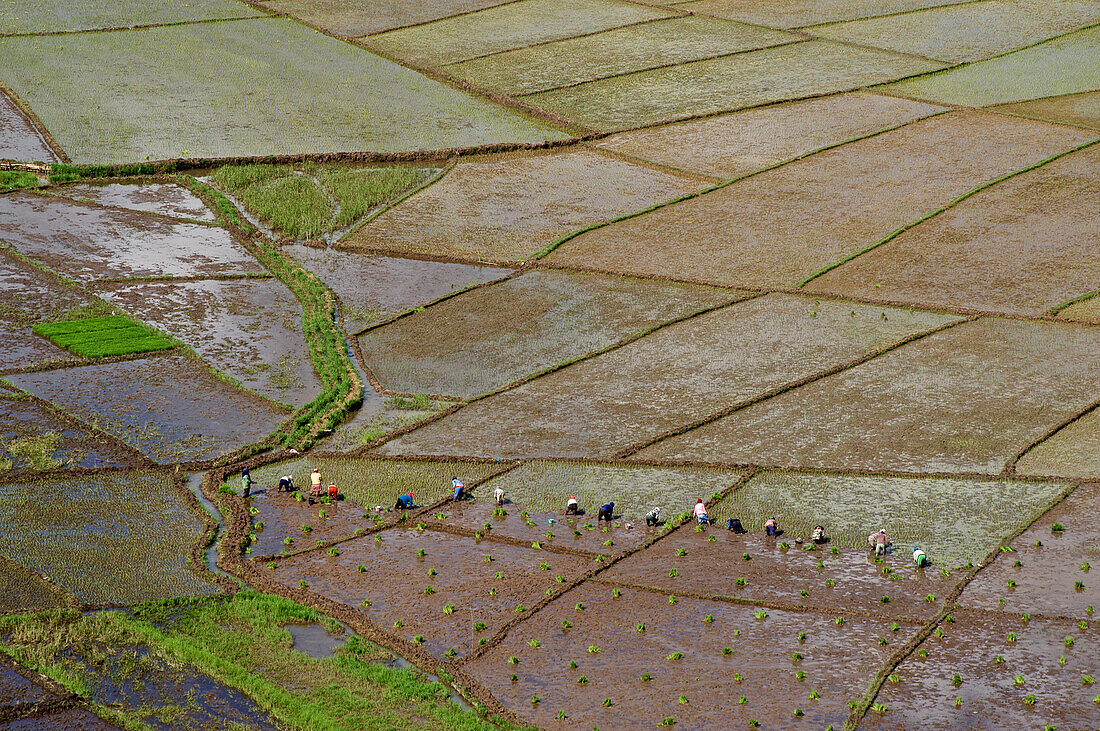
[3,0,1100,727]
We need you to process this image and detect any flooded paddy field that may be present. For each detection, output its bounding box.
[379,294,960,459]
[0,256,93,370]
[346,148,704,263]
[47,182,216,224]
[670,0,971,29]
[548,111,1093,288]
[257,0,517,36]
[0,556,67,615]
[521,40,944,132]
[0,0,261,35]
[283,245,511,334]
[0,471,217,605]
[641,318,1100,474]
[359,269,739,398]
[991,90,1100,131]
[95,278,322,406]
[464,582,914,729]
[0,93,57,163]
[6,354,289,464]
[1016,407,1100,480]
[0,392,133,470]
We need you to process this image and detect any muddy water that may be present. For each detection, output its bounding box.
[0,662,55,705]
[95,278,323,406]
[6,354,288,464]
[466,582,913,729]
[0,192,264,283]
[0,93,57,162]
[185,472,235,583]
[0,256,93,369]
[248,483,373,558]
[958,483,1099,619]
[864,611,1099,730]
[270,526,592,659]
[0,394,128,469]
[603,521,957,621]
[287,622,346,659]
[2,708,121,730]
[49,182,217,223]
[284,244,511,335]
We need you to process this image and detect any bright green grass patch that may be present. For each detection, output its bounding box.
[212,163,425,238]
[707,471,1067,567]
[0,592,517,730]
[0,170,40,193]
[33,315,174,358]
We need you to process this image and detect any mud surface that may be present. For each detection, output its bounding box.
[813,0,1100,63]
[0,193,263,283]
[523,40,943,131]
[0,256,91,370]
[641,318,1100,475]
[992,90,1100,131]
[6,354,288,464]
[364,0,673,67]
[673,0,969,29]
[284,245,511,334]
[0,394,130,470]
[0,661,55,705]
[48,182,216,223]
[0,471,217,605]
[247,485,377,558]
[379,294,959,459]
[1016,407,1100,480]
[347,148,703,262]
[464,582,915,729]
[703,471,1066,568]
[807,143,1100,316]
[880,23,1100,106]
[594,91,943,179]
[95,278,322,406]
[863,611,1099,730]
[0,709,121,730]
[0,94,57,163]
[958,483,1099,619]
[603,521,957,621]
[259,0,517,36]
[549,111,1094,288]
[445,15,798,96]
[359,269,740,398]
[270,526,594,658]
[0,18,566,165]
[479,460,747,527]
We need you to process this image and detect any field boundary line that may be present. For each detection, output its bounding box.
[338,159,457,242]
[0,552,79,611]
[581,140,724,181]
[0,13,270,39]
[0,82,68,163]
[527,107,954,261]
[346,0,530,37]
[35,188,224,228]
[1004,398,1100,477]
[793,0,985,29]
[90,272,275,285]
[171,471,239,595]
[353,292,763,456]
[844,479,1080,729]
[613,316,974,459]
[796,135,1100,288]
[1048,287,1100,316]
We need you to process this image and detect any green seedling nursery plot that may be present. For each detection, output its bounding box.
[879,24,1100,106]
[33,315,174,358]
[284,245,511,334]
[444,15,799,96]
[0,93,58,163]
[359,269,740,398]
[549,111,1093,288]
[0,472,217,605]
[347,148,703,262]
[671,0,970,29]
[7,354,288,463]
[703,471,1066,568]
[806,143,1100,316]
[640,318,1100,475]
[49,181,217,223]
[991,90,1100,131]
[958,483,1099,617]
[594,91,944,179]
[96,278,323,405]
[0,17,567,165]
[481,459,747,524]
[522,40,945,132]
[363,0,673,68]
[259,0,517,36]
[0,192,265,283]
[1016,407,1100,480]
[379,294,960,459]
[0,0,262,34]
[812,0,1100,63]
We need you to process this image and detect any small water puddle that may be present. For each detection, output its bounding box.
[287,622,346,659]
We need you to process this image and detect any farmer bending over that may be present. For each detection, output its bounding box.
[912,546,929,568]
[812,525,826,544]
[328,483,338,501]
[277,475,294,493]
[452,477,466,501]
[693,498,710,525]
[596,501,614,522]
[869,529,888,557]
[395,492,414,510]
[764,517,778,537]
[645,507,662,527]
[565,495,579,515]
[726,518,746,534]
[494,486,505,506]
